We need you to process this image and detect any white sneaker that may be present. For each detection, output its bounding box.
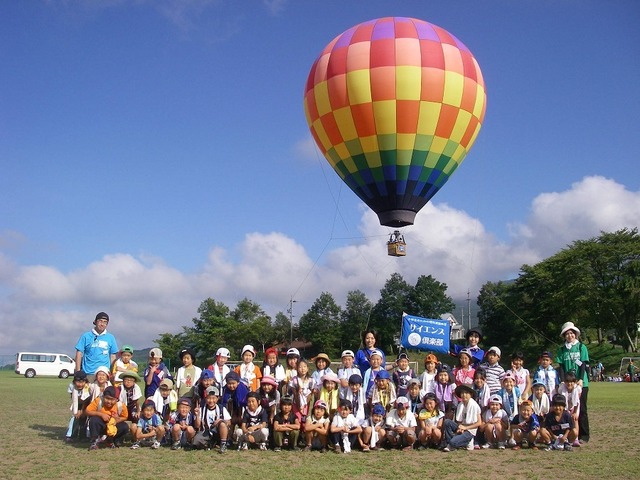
[507,438,517,448]
[151,441,161,449]
[466,440,474,450]
[259,443,267,451]
[481,443,491,449]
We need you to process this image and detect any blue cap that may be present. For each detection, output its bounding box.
[372,404,386,415]
[376,370,390,380]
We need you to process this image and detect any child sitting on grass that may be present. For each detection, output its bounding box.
[510,399,540,449]
[480,394,509,449]
[304,400,330,451]
[131,399,165,449]
[193,385,231,453]
[273,395,300,451]
[385,396,417,451]
[237,392,269,450]
[417,393,444,449]
[330,399,362,453]
[441,384,482,452]
[85,386,129,450]
[539,394,575,451]
[169,397,196,450]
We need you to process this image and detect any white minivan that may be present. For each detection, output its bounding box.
[15,352,76,379]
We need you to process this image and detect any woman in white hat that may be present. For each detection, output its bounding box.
[555,321,590,443]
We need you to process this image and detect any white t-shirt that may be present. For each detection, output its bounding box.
[385,408,417,428]
[455,398,481,435]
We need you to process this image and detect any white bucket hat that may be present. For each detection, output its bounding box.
[560,321,580,337]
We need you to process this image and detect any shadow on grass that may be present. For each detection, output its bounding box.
[30,424,70,441]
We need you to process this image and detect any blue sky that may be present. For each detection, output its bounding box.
[1,0,639,356]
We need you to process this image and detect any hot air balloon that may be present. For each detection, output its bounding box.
[303,17,487,229]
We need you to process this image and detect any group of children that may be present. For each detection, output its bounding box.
[66,337,583,453]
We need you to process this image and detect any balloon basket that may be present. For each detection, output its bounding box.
[387,230,406,257]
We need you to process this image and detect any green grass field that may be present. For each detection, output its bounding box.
[1,370,639,480]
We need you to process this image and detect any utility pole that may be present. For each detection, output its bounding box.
[467,289,471,330]
[287,298,297,345]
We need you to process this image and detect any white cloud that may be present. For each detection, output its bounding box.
[1,175,638,356]
[510,176,640,257]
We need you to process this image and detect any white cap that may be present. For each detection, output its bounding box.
[286,347,300,356]
[341,350,355,358]
[241,345,255,356]
[216,347,230,358]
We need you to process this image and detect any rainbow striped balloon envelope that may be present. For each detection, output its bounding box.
[304,17,487,227]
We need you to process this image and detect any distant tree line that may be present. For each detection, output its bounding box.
[155,228,639,366]
[154,274,455,364]
[478,228,640,356]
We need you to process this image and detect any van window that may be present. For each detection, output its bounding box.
[21,354,56,362]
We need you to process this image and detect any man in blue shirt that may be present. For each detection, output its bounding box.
[75,312,118,380]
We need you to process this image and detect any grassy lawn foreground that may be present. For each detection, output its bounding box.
[1,371,639,480]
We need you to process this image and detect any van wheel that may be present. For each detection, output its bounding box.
[59,370,70,379]
[25,369,36,378]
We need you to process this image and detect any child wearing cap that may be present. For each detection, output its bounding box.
[497,371,521,424]
[361,403,387,451]
[479,346,505,394]
[529,380,550,417]
[533,351,559,400]
[441,384,482,452]
[539,394,575,451]
[237,392,270,450]
[144,348,172,398]
[417,392,444,449]
[282,348,300,395]
[392,352,416,398]
[169,397,197,449]
[330,399,363,453]
[261,347,286,387]
[273,395,300,451]
[235,345,262,392]
[222,371,250,440]
[385,396,417,451]
[66,370,91,442]
[111,345,138,387]
[193,369,216,409]
[369,369,397,413]
[193,385,231,453]
[176,348,202,399]
[88,366,112,401]
[85,386,130,450]
[419,353,439,397]
[304,400,330,451]
[510,400,540,449]
[362,349,385,399]
[316,372,341,420]
[258,376,281,425]
[311,353,334,394]
[150,378,178,427]
[208,347,231,390]
[341,374,366,424]
[118,371,143,439]
[337,350,361,398]
[132,399,165,449]
[480,394,509,449]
